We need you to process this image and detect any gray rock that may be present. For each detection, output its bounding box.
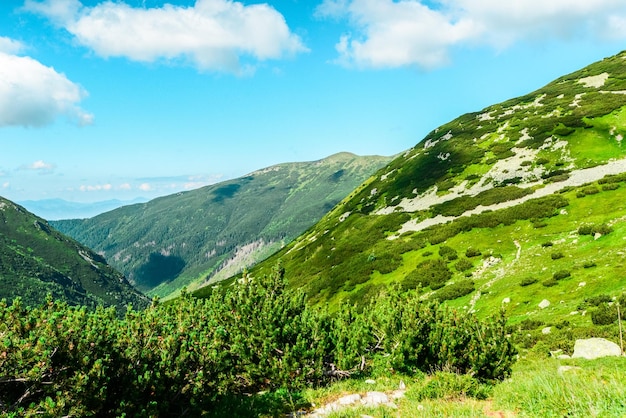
[539,299,550,309]
[572,338,622,360]
[362,392,389,406]
[337,394,361,405]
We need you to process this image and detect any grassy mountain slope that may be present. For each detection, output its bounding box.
[243,51,626,330]
[0,197,148,310]
[52,153,391,297]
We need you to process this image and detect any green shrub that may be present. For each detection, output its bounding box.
[519,277,538,287]
[402,259,453,291]
[601,183,620,191]
[439,245,458,261]
[551,252,564,260]
[591,303,617,326]
[553,270,571,280]
[583,261,597,268]
[578,223,613,236]
[431,280,475,301]
[542,278,558,287]
[455,258,473,272]
[465,247,482,258]
[541,241,553,247]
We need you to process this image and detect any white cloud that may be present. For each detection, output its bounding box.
[2,182,9,189]
[25,0,308,74]
[316,0,626,69]
[20,160,57,174]
[79,183,113,192]
[0,36,25,54]
[0,49,93,127]
[138,183,153,192]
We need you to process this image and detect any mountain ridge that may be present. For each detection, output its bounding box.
[52,152,392,297]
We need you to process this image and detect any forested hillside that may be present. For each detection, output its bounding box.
[53,153,391,297]
[0,197,148,310]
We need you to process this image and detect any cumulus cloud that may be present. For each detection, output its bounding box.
[0,47,93,127]
[25,0,308,74]
[20,160,57,174]
[316,0,626,69]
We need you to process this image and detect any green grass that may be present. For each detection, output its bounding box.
[287,356,626,418]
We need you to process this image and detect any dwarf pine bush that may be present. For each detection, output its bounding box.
[0,265,517,416]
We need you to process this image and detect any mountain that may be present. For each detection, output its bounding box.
[18,197,149,220]
[241,51,626,328]
[52,153,392,297]
[0,196,149,310]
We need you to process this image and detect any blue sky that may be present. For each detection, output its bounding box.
[2,0,626,203]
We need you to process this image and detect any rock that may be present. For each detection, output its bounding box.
[338,394,361,405]
[365,379,376,385]
[502,297,511,304]
[539,299,550,309]
[362,392,389,406]
[542,327,551,335]
[572,338,622,360]
[398,380,406,390]
[579,282,586,287]
[557,354,572,360]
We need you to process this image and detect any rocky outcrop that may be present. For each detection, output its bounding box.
[571,338,622,360]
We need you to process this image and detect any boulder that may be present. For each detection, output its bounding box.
[572,338,622,360]
[538,299,550,309]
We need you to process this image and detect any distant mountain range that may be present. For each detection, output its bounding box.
[241,51,626,331]
[52,153,392,298]
[0,197,148,310]
[18,198,149,220]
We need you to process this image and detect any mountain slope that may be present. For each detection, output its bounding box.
[52,153,391,297]
[244,51,626,328]
[0,197,148,310]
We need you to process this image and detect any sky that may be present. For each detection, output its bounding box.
[2,0,626,203]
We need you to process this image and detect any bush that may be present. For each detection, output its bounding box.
[455,258,473,272]
[542,278,558,287]
[432,280,475,301]
[578,223,613,236]
[439,245,458,261]
[591,303,617,326]
[551,252,564,260]
[541,241,553,247]
[601,183,619,191]
[0,267,520,416]
[465,247,482,258]
[402,259,453,291]
[553,270,571,280]
[519,277,538,287]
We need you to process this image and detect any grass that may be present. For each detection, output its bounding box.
[271,355,626,418]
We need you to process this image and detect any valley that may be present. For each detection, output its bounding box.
[4,50,626,417]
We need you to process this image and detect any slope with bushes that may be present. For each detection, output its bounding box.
[242,51,626,337]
